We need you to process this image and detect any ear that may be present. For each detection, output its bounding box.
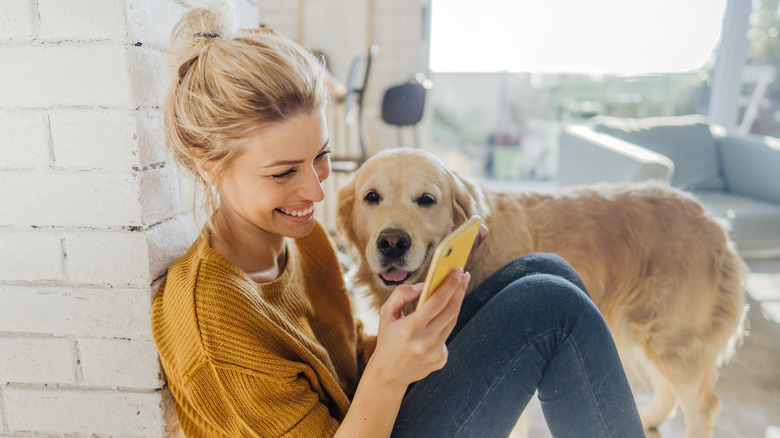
[335,176,359,248]
[195,158,218,185]
[449,169,490,226]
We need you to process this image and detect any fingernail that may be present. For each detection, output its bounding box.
[453,268,463,281]
[463,271,471,283]
[412,282,424,291]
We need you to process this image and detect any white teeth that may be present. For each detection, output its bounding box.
[280,205,314,217]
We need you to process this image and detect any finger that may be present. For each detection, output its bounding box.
[426,271,470,337]
[380,283,423,321]
[466,224,489,265]
[413,268,464,321]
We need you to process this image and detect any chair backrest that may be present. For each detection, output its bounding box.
[381,82,426,127]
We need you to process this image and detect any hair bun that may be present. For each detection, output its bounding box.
[170,2,237,51]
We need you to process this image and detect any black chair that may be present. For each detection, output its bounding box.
[331,45,379,173]
[381,75,430,148]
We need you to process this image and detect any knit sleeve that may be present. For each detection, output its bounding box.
[354,320,377,375]
[183,360,341,437]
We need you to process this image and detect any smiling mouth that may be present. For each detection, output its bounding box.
[379,267,411,285]
[276,205,314,217]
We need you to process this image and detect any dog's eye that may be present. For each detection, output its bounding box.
[416,193,436,207]
[364,190,381,204]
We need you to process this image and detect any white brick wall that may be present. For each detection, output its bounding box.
[5,389,170,436]
[0,0,214,435]
[38,0,128,41]
[0,110,50,169]
[0,0,35,40]
[0,337,76,385]
[0,45,134,107]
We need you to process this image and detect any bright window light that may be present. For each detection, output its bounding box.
[430,0,728,74]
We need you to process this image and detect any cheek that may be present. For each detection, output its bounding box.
[423,206,456,236]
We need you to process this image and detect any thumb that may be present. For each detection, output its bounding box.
[382,283,423,320]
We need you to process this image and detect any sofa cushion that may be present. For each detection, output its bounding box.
[718,133,780,205]
[591,115,726,191]
[694,191,780,258]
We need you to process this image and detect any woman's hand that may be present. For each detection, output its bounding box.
[335,269,470,438]
[370,268,471,387]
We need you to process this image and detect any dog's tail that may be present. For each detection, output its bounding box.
[713,241,749,368]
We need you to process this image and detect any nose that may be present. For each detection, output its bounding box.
[376,229,412,259]
[298,165,325,202]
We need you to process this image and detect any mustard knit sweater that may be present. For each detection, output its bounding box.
[152,222,376,437]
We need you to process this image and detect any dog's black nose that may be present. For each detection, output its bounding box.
[377,229,411,259]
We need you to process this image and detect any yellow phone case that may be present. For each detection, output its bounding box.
[416,216,482,309]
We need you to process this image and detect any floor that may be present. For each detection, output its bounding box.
[349,246,780,438]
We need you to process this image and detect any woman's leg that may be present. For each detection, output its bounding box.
[392,254,645,438]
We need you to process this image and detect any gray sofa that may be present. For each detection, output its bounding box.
[558,114,780,259]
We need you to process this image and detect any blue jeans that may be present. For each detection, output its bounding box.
[392,253,645,438]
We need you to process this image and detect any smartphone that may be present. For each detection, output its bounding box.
[416,216,482,310]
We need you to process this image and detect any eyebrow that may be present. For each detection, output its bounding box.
[263,139,330,168]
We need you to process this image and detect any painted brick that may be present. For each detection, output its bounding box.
[136,108,168,168]
[140,167,179,226]
[0,231,62,282]
[0,45,132,107]
[177,170,205,216]
[0,285,153,339]
[0,0,35,40]
[126,0,188,50]
[0,110,50,170]
[38,0,127,41]
[0,337,75,385]
[0,167,181,228]
[145,215,199,281]
[66,230,150,287]
[78,338,163,389]
[0,171,144,228]
[128,46,169,107]
[49,109,139,170]
[5,388,166,436]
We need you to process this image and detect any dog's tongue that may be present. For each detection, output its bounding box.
[381,267,409,282]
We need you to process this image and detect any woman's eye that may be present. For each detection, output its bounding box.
[316,149,331,161]
[416,193,436,206]
[272,169,296,180]
[364,190,381,204]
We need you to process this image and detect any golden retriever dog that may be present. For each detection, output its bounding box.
[335,148,747,438]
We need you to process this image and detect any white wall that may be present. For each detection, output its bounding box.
[0,0,254,435]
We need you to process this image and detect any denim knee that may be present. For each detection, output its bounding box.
[501,253,589,297]
[491,272,604,337]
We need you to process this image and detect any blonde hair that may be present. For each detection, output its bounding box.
[164,6,328,237]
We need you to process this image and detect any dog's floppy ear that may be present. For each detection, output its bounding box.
[449,169,490,226]
[335,177,359,247]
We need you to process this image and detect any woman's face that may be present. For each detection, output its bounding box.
[212,108,331,240]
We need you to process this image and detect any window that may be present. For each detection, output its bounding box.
[427,0,729,181]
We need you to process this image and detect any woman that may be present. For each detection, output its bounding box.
[152,6,646,438]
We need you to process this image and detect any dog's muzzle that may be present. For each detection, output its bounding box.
[376,228,412,284]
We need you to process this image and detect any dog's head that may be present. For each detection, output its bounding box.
[336,148,489,305]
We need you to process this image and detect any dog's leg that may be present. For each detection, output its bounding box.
[676,367,720,438]
[639,363,678,430]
